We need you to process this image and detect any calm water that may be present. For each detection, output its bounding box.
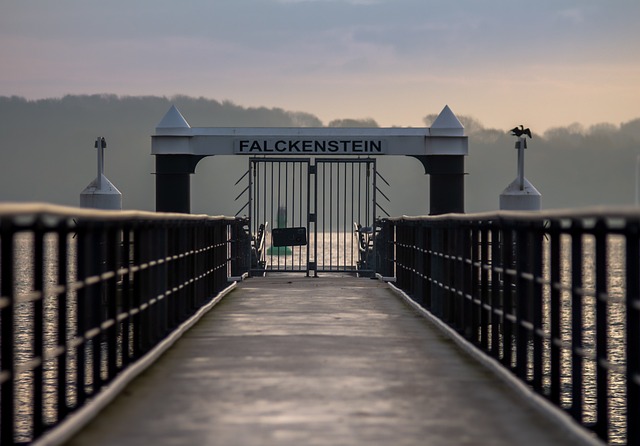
[2,232,631,443]
[544,235,626,444]
[261,231,362,271]
[8,233,81,443]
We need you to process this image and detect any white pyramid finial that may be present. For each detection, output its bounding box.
[430,105,464,136]
[156,105,191,131]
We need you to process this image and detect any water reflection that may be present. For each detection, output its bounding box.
[8,232,79,443]
[538,235,626,444]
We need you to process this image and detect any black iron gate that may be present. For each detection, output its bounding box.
[314,158,377,275]
[245,157,378,276]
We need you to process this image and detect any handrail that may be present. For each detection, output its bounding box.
[0,206,250,444]
[386,205,640,222]
[0,202,231,220]
[377,209,640,445]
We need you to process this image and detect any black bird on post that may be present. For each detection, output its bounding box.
[510,124,532,138]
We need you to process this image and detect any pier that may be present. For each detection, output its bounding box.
[3,204,638,445]
[64,276,582,446]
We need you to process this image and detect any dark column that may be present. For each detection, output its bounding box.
[155,155,206,213]
[410,155,465,215]
[430,171,464,215]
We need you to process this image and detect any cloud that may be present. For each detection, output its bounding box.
[1,1,639,131]
[554,7,589,23]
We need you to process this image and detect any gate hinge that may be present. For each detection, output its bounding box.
[309,213,316,223]
[309,165,316,175]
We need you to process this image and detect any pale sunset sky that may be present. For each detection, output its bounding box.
[1,0,639,132]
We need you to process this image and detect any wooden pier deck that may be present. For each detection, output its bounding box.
[65,276,596,446]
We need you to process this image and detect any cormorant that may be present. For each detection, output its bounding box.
[510,125,532,138]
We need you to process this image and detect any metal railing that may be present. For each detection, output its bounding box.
[377,208,640,445]
[0,204,249,445]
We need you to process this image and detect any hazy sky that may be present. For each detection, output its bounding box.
[2,0,639,132]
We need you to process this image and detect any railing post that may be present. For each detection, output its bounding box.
[461,223,472,339]
[166,221,179,329]
[479,223,489,350]
[396,223,406,291]
[104,222,119,384]
[205,221,214,297]
[430,224,443,317]
[385,220,396,279]
[209,221,218,294]
[423,223,432,309]
[549,220,562,405]
[176,220,188,322]
[531,221,544,393]
[470,224,480,343]
[157,224,170,339]
[594,219,609,442]
[188,221,197,313]
[131,222,144,360]
[230,218,248,277]
[626,221,640,445]
[90,223,104,395]
[407,222,416,298]
[514,222,530,381]
[75,221,89,406]
[33,218,45,437]
[147,219,157,334]
[570,219,584,423]
[443,224,455,323]
[55,219,70,422]
[228,220,234,280]
[490,223,501,361]
[414,222,425,305]
[147,223,161,346]
[198,222,206,301]
[501,222,514,371]
[1,219,15,445]
[120,225,133,368]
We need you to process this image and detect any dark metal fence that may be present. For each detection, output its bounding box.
[0,204,248,445]
[241,157,380,276]
[378,209,640,445]
[248,158,311,274]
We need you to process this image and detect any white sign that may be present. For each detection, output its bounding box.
[234,139,386,154]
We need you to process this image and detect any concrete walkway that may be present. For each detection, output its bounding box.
[67,276,590,446]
